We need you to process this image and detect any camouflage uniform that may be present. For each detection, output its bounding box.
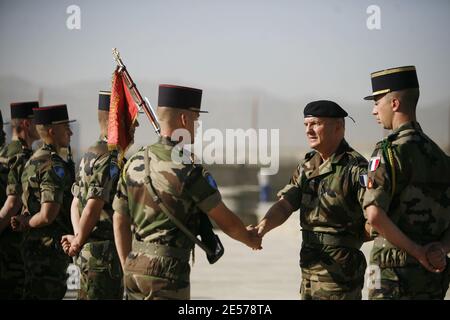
[0,132,7,205]
[278,139,368,300]
[20,143,73,299]
[0,139,32,299]
[363,121,450,300]
[112,137,221,300]
[71,136,123,299]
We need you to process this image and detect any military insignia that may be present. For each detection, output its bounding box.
[53,165,65,179]
[205,173,218,190]
[359,174,368,187]
[369,157,381,172]
[110,163,119,179]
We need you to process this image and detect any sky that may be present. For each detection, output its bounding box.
[1,0,449,159]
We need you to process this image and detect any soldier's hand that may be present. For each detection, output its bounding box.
[414,245,443,273]
[61,234,75,255]
[424,242,447,273]
[256,220,268,238]
[10,215,29,232]
[68,239,82,257]
[246,225,262,250]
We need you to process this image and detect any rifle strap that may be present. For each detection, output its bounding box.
[381,139,396,197]
[143,146,214,256]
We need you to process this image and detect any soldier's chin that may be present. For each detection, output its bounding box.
[308,141,318,149]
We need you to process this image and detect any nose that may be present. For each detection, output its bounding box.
[68,128,73,136]
[372,105,378,116]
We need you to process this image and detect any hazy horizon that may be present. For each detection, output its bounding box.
[1,0,449,159]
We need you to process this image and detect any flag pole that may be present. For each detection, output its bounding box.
[112,48,160,136]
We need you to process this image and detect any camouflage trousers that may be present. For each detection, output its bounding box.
[299,243,366,300]
[123,250,191,300]
[74,239,123,300]
[22,236,70,299]
[0,229,24,299]
[368,262,450,300]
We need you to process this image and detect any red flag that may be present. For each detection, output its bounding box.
[108,69,139,160]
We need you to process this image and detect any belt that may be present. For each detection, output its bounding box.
[373,236,419,266]
[373,236,397,249]
[132,240,191,262]
[302,230,363,249]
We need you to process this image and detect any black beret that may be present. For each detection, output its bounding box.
[34,105,76,125]
[158,84,207,113]
[303,100,348,118]
[364,66,419,100]
[98,90,111,111]
[10,101,39,119]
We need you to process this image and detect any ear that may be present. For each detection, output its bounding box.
[391,98,401,112]
[180,113,188,128]
[48,127,55,138]
[23,119,31,130]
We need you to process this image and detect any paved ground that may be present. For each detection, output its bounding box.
[190,202,450,300]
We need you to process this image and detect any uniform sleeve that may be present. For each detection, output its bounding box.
[86,154,119,203]
[40,161,65,204]
[277,164,302,211]
[112,161,131,217]
[6,153,24,196]
[183,165,222,213]
[362,147,392,214]
[350,157,368,210]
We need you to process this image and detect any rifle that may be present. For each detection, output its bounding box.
[111,49,224,264]
[112,48,160,136]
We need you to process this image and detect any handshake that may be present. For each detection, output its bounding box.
[244,220,268,251]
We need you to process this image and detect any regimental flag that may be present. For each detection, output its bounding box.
[369,156,381,172]
[108,69,139,164]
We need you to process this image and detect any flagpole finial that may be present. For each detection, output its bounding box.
[112,48,123,66]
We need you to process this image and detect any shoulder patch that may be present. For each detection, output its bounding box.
[205,173,218,190]
[109,161,119,179]
[369,157,381,172]
[53,164,65,179]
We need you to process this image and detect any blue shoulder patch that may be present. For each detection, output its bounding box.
[205,173,218,190]
[110,163,119,179]
[53,165,65,179]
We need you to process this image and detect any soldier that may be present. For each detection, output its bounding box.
[0,110,8,206]
[11,104,75,299]
[363,66,450,299]
[0,101,40,299]
[112,84,262,300]
[60,91,128,299]
[256,100,369,300]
